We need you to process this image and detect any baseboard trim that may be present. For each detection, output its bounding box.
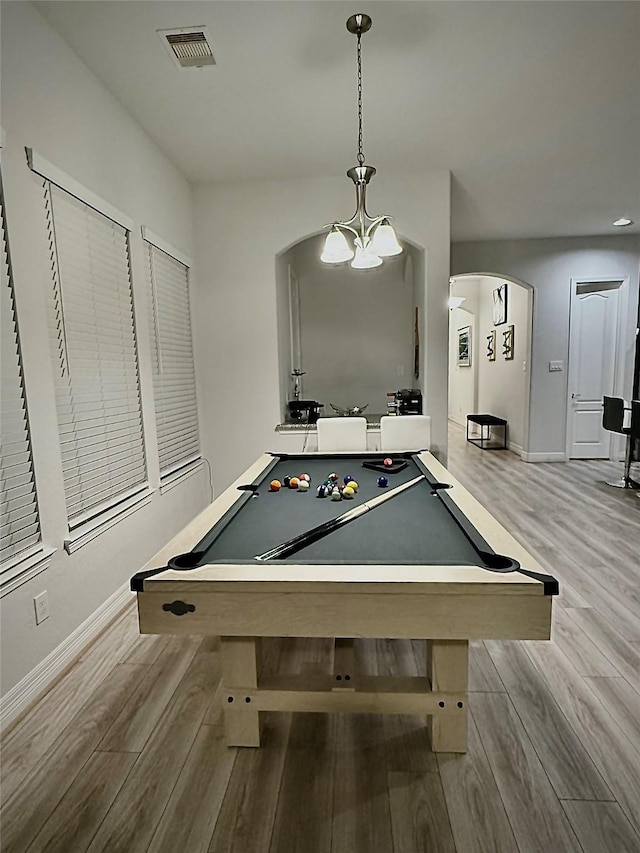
[508,441,524,457]
[0,582,133,733]
[520,451,567,463]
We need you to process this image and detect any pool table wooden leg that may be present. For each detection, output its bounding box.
[221,636,261,747]
[427,639,469,753]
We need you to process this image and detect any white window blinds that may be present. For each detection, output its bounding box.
[145,242,200,477]
[45,183,147,526]
[1,177,41,564]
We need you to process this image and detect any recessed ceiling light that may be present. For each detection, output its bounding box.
[613,218,634,227]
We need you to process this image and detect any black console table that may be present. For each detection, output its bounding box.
[466,414,508,450]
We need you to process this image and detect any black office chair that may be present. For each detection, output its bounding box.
[602,396,639,489]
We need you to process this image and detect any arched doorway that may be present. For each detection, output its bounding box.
[448,273,534,455]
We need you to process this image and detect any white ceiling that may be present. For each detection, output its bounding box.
[32,0,640,242]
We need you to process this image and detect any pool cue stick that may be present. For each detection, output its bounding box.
[255,474,425,562]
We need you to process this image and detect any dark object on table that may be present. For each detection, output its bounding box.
[362,459,408,474]
[330,402,369,417]
[386,389,422,415]
[287,400,323,424]
[466,414,508,450]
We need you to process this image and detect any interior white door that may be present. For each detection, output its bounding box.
[567,282,620,458]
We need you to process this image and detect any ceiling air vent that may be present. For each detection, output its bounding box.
[157,26,216,69]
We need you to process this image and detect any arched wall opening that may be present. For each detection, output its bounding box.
[276,231,426,425]
[448,272,534,455]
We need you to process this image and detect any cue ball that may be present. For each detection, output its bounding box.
[331,489,342,501]
[383,457,393,467]
[298,480,310,491]
[289,476,300,489]
[377,476,388,487]
[269,479,281,491]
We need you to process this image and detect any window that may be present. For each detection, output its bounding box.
[0,168,42,577]
[44,182,149,539]
[144,238,200,481]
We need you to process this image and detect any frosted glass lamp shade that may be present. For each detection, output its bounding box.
[369,220,402,257]
[448,296,466,310]
[321,227,354,263]
[351,242,383,269]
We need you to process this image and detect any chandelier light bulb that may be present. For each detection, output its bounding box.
[369,219,402,257]
[320,227,354,264]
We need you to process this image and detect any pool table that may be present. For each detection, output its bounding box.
[131,451,558,753]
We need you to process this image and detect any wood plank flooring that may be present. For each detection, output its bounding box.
[2,424,639,852]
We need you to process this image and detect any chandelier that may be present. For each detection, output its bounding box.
[320,13,402,270]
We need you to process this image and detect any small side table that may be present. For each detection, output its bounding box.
[466,414,508,450]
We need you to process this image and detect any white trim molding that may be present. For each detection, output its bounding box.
[520,451,567,463]
[25,147,134,230]
[0,583,134,732]
[141,225,191,268]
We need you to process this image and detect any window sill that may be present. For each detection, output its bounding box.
[159,458,205,494]
[0,544,57,598]
[64,487,153,554]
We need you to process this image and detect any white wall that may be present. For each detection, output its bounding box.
[452,235,640,459]
[0,2,209,697]
[286,234,414,415]
[448,306,477,425]
[193,170,450,491]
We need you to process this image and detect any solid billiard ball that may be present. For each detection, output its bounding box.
[298,480,310,491]
[269,479,281,491]
[377,476,388,487]
[343,474,353,485]
[299,473,311,483]
[328,472,339,483]
[289,477,300,489]
[316,485,327,498]
[343,486,355,499]
[283,475,292,488]
[348,480,359,492]
[383,457,393,467]
[331,489,342,501]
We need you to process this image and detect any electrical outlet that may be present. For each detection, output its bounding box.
[549,361,564,372]
[34,591,50,624]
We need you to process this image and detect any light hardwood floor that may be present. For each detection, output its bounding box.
[2,424,639,853]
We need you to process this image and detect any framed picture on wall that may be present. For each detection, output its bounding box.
[493,283,508,325]
[486,329,496,361]
[457,326,472,366]
[502,324,515,360]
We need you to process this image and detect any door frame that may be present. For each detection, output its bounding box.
[565,276,629,461]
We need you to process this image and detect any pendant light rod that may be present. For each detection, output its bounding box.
[321,14,402,269]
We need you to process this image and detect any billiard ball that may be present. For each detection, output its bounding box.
[383,457,393,467]
[348,480,359,492]
[331,489,342,501]
[289,477,300,489]
[377,476,388,487]
[316,485,327,498]
[283,475,292,488]
[343,474,353,485]
[343,486,355,499]
[299,473,311,483]
[298,480,310,491]
[328,472,339,483]
[269,479,281,491]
